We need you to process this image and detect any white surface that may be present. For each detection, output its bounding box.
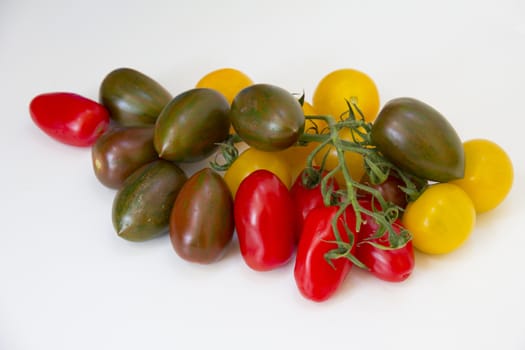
[1,0,524,349]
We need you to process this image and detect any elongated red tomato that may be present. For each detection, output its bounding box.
[294,206,355,302]
[355,199,414,282]
[30,92,110,146]
[289,168,339,242]
[234,169,296,271]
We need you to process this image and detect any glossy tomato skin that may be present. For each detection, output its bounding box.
[294,206,355,302]
[289,168,339,242]
[355,199,414,282]
[234,169,296,271]
[91,126,158,189]
[30,92,110,147]
[100,67,172,126]
[154,88,230,162]
[170,168,234,264]
[371,97,464,182]
[230,84,305,152]
[358,172,409,209]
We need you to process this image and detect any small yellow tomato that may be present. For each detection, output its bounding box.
[224,148,291,198]
[450,139,513,213]
[402,183,476,255]
[313,68,380,123]
[195,68,253,104]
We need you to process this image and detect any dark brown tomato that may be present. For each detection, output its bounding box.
[91,126,158,189]
[112,160,187,242]
[230,84,305,151]
[154,88,230,162]
[100,67,172,126]
[358,172,409,209]
[370,97,464,182]
[169,168,234,264]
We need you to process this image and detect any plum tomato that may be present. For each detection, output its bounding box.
[91,126,158,189]
[234,169,296,271]
[355,199,414,282]
[294,206,356,302]
[290,168,339,241]
[450,139,513,213]
[99,67,172,126]
[30,92,109,147]
[230,84,305,151]
[358,171,409,209]
[402,183,476,254]
[371,97,464,182]
[169,168,234,264]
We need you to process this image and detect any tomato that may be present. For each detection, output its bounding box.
[234,170,296,271]
[402,183,476,254]
[290,168,339,241]
[313,126,366,184]
[30,92,109,147]
[371,97,464,182]
[195,67,253,105]
[170,168,234,264]
[450,139,513,213]
[230,84,305,151]
[355,199,414,282]
[112,160,187,242]
[224,147,292,197]
[358,171,409,209]
[100,67,172,126]
[294,206,355,302]
[91,126,158,189]
[312,68,380,122]
[154,88,230,162]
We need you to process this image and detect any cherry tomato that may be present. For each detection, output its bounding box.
[234,169,296,271]
[290,168,339,241]
[224,147,292,197]
[402,183,476,254]
[294,206,355,302]
[450,139,513,213]
[313,68,380,123]
[30,92,109,146]
[195,67,253,105]
[355,199,414,282]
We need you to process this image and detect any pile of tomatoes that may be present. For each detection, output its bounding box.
[29,67,514,302]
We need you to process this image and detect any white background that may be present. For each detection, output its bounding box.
[1,0,524,349]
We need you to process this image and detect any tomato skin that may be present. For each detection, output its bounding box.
[355,200,414,282]
[294,206,354,302]
[224,147,292,198]
[358,172,409,209]
[371,97,464,182]
[402,183,475,254]
[234,170,296,271]
[30,92,109,147]
[450,139,513,213]
[169,168,234,264]
[230,84,305,152]
[289,169,339,241]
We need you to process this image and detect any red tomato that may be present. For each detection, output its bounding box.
[355,199,414,282]
[234,169,296,271]
[30,92,110,146]
[294,206,355,302]
[289,168,339,242]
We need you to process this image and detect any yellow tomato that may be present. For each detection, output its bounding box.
[450,139,513,213]
[195,68,253,104]
[224,148,291,198]
[313,68,380,123]
[313,127,366,185]
[402,183,476,255]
